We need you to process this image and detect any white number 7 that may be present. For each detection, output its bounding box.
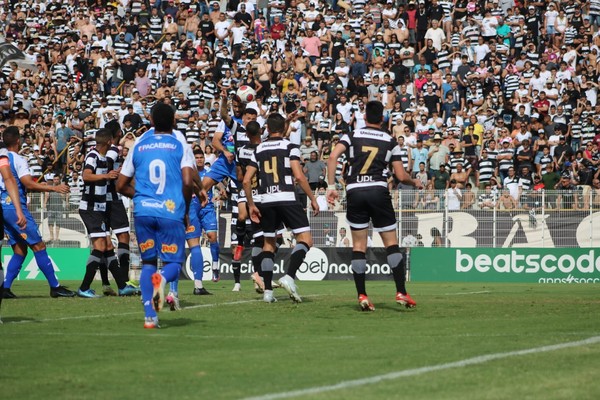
[149,159,166,195]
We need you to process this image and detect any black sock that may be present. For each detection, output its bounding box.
[117,242,130,283]
[232,261,241,283]
[261,251,275,290]
[251,249,263,277]
[352,251,368,296]
[99,257,110,286]
[236,218,246,245]
[80,249,103,291]
[105,250,126,290]
[287,242,309,279]
[388,245,407,294]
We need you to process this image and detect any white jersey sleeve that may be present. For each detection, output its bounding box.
[120,150,135,177]
[12,152,31,179]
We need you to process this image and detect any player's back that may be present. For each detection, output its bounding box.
[251,137,299,205]
[342,127,396,192]
[129,133,186,221]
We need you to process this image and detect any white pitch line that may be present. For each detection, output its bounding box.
[242,336,600,400]
[5,295,321,325]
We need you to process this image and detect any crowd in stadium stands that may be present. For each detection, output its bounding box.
[2,0,600,215]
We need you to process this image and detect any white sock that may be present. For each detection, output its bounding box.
[212,262,219,271]
[194,279,203,289]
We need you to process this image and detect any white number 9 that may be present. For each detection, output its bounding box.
[149,159,166,195]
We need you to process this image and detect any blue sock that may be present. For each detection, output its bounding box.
[140,265,157,318]
[34,250,60,288]
[191,245,204,281]
[169,278,179,294]
[210,242,219,267]
[3,253,26,289]
[161,263,180,283]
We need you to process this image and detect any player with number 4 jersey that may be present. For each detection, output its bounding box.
[117,104,196,329]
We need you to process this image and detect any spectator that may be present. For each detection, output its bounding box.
[446,179,462,210]
[303,151,326,192]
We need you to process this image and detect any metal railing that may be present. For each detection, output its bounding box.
[17,188,600,256]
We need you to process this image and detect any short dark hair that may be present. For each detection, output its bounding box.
[95,128,112,145]
[193,148,204,156]
[244,108,258,116]
[266,113,286,134]
[365,101,384,124]
[246,121,261,137]
[151,102,175,132]
[104,120,122,139]
[2,126,20,147]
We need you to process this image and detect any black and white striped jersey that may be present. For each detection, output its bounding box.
[249,137,300,205]
[339,127,396,192]
[106,144,122,202]
[238,143,260,201]
[79,149,109,212]
[477,158,496,183]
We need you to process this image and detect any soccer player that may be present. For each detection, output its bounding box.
[104,120,137,293]
[77,128,136,298]
[235,121,265,292]
[0,126,75,299]
[117,103,195,329]
[201,93,257,282]
[165,149,215,311]
[0,140,26,322]
[326,101,422,311]
[243,113,320,303]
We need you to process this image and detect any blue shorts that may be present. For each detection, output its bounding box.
[185,204,217,240]
[3,207,43,246]
[205,156,237,184]
[134,216,185,264]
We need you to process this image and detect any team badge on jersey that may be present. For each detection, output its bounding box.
[165,199,176,213]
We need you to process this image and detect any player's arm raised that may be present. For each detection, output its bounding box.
[242,164,261,223]
[290,157,319,216]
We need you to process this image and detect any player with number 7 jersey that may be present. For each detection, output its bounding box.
[117,104,195,328]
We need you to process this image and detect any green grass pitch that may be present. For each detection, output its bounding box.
[2,280,600,400]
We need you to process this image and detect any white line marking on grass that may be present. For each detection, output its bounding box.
[6,295,321,325]
[242,336,600,400]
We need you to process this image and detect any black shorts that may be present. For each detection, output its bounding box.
[79,209,110,239]
[346,188,397,232]
[258,203,309,238]
[107,200,130,234]
[316,130,330,142]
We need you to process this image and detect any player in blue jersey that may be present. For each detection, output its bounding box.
[0,126,76,299]
[165,149,218,310]
[117,103,196,329]
[201,93,257,282]
[0,141,26,322]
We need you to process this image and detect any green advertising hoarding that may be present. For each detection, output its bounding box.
[3,248,89,281]
[410,248,600,283]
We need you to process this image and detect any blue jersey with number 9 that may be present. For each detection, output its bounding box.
[121,129,194,221]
